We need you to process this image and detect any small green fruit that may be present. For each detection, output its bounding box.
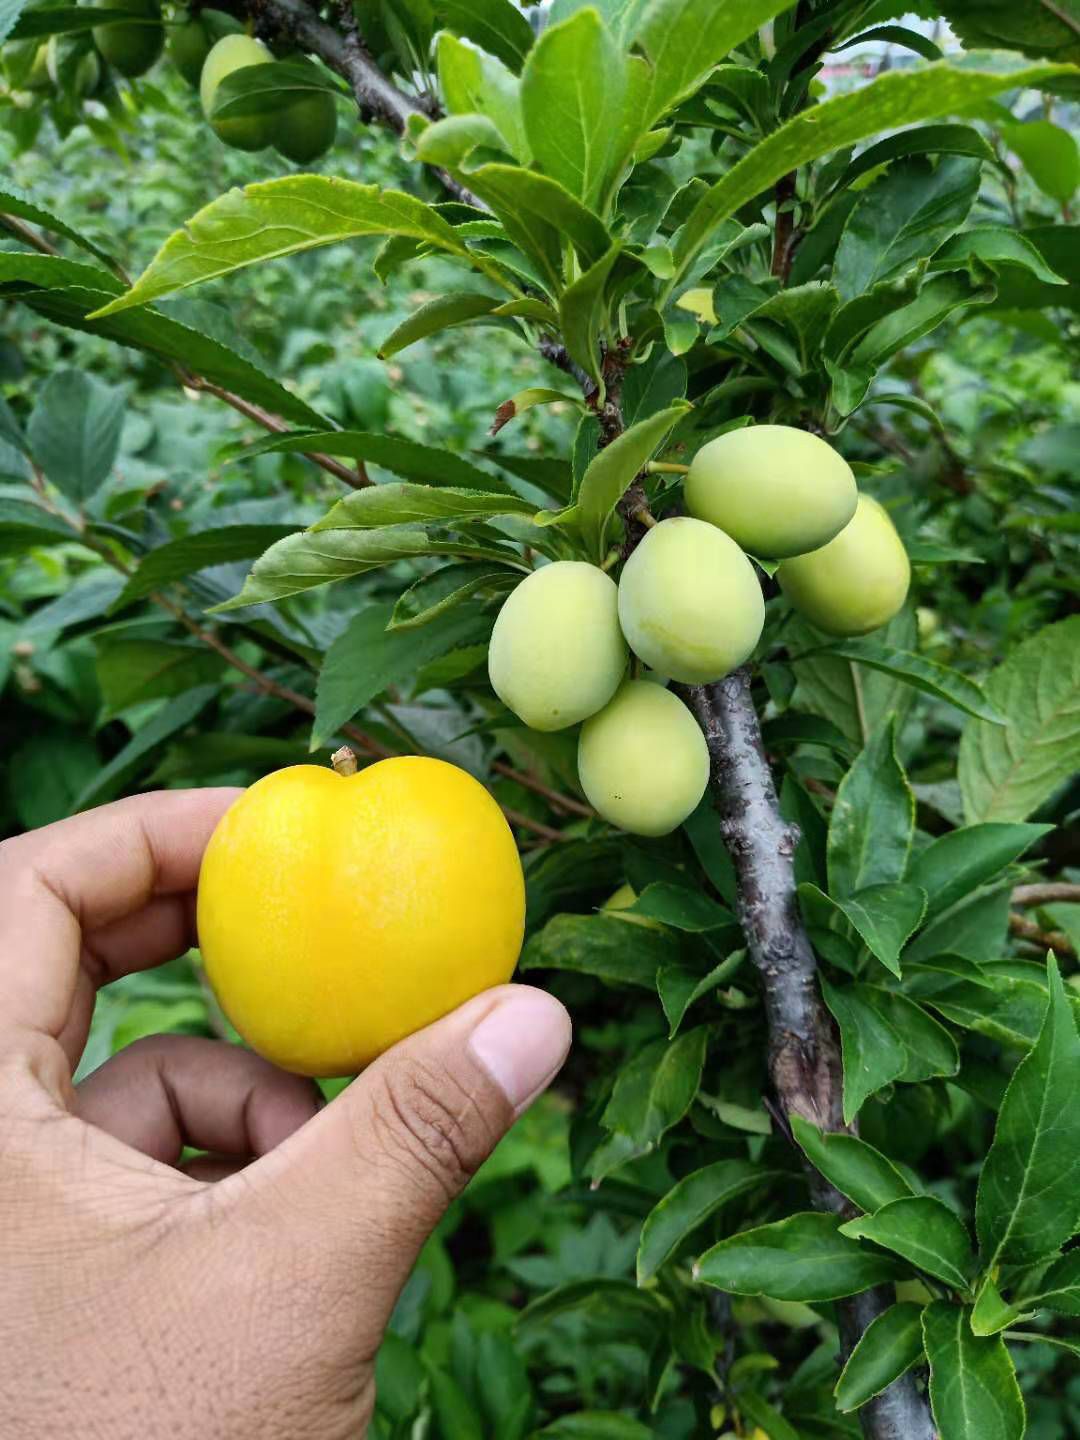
[685,424,858,559]
[578,681,709,837]
[274,60,337,164]
[777,494,910,636]
[92,0,164,78]
[200,33,275,151]
[166,12,211,86]
[20,42,53,90]
[617,516,764,685]
[488,561,628,732]
[46,35,101,95]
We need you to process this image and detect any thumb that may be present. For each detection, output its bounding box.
[241,985,570,1331]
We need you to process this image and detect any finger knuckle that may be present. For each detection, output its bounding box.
[370,1060,494,1201]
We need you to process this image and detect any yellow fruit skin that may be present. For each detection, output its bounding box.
[777,494,911,636]
[685,424,858,559]
[197,756,525,1076]
[617,517,764,685]
[578,681,709,837]
[200,34,275,150]
[488,561,628,731]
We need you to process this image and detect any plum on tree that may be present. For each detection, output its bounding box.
[617,516,764,684]
[166,11,211,86]
[577,681,709,837]
[91,0,164,78]
[46,36,102,96]
[488,561,628,732]
[777,494,911,635]
[274,59,338,164]
[200,33,275,150]
[685,424,857,559]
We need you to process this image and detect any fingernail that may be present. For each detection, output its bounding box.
[469,988,572,1112]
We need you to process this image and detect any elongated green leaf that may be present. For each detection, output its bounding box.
[491,387,582,434]
[314,483,536,530]
[520,912,678,988]
[841,1197,977,1291]
[821,977,909,1124]
[790,1116,915,1214]
[696,1213,906,1301]
[852,270,996,367]
[0,497,79,556]
[959,616,1080,823]
[535,1414,653,1440]
[313,600,490,746]
[672,60,1074,284]
[26,369,123,505]
[225,430,509,491]
[437,31,530,161]
[828,716,914,897]
[96,639,224,719]
[558,244,622,385]
[22,572,126,634]
[1021,1248,1080,1316]
[976,957,1080,1266]
[816,640,1004,725]
[627,882,733,932]
[825,123,996,199]
[90,180,475,317]
[922,1302,1025,1440]
[801,881,926,978]
[390,562,519,630]
[908,822,1053,920]
[866,987,959,1083]
[377,293,502,357]
[590,1028,707,1180]
[433,0,535,72]
[970,1275,1030,1336]
[72,685,218,812]
[657,949,746,1035]
[211,525,518,610]
[637,1159,779,1284]
[0,183,119,269]
[834,1303,926,1413]
[929,225,1069,285]
[572,401,689,559]
[116,526,299,606]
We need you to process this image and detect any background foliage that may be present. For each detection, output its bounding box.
[2,1,1079,1437]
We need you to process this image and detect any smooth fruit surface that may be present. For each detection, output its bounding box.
[92,0,163,77]
[197,756,526,1076]
[578,681,709,836]
[200,33,275,150]
[488,561,628,731]
[618,517,764,685]
[777,494,911,635]
[166,12,211,85]
[685,424,858,559]
[274,61,337,163]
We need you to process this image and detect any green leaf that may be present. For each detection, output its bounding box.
[833,156,982,302]
[867,987,959,1083]
[116,526,298,605]
[627,882,733,932]
[834,1302,926,1413]
[0,182,120,269]
[21,572,126,635]
[827,716,914,898]
[377,293,502,357]
[572,401,689,559]
[415,113,509,168]
[26,369,124,505]
[313,483,537,530]
[211,525,517,610]
[815,639,1004,724]
[95,638,224,719]
[620,349,687,427]
[907,822,1054,920]
[636,1159,780,1284]
[520,912,678,988]
[970,1275,1030,1336]
[790,1116,915,1214]
[672,60,1075,285]
[492,387,582,434]
[558,244,622,385]
[1019,1248,1080,1316]
[432,0,535,72]
[821,977,909,1124]
[825,123,995,202]
[801,881,926,978]
[534,1415,653,1440]
[521,8,626,208]
[959,616,1080,823]
[390,562,519,630]
[850,270,995,368]
[904,885,1011,966]
[437,31,530,161]
[226,429,508,491]
[71,685,218,812]
[976,957,1080,1267]
[696,1212,906,1301]
[736,1390,800,1440]
[589,1028,708,1180]
[0,497,79,556]
[929,226,1069,285]
[841,1197,977,1291]
[657,949,746,1035]
[922,1302,1025,1440]
[788,610,918,748]
[313,600,491,746]
[998,118,1080,205]
[89,180,475,317]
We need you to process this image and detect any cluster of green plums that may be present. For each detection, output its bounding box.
[488,424,911,838]
[3,1,336,165]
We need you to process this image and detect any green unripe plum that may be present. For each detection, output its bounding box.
[166,12,211,86]
[92,0,164,78]
[617,516,764,685]
[578,681,709,837]
[488,561,627,732]
[24,42,53,90]
[274,60,337,164]
[200,33,275,151]
[46,36,101,95]
[777,495,910,636]
[685,424,858,559]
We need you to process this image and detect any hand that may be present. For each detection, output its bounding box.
[0,790,571,1439]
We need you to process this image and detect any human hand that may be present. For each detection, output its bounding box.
[0,790,571,1439]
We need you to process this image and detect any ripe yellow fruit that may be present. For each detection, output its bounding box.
[488,561,628,731]
[617,517,764,685]
[92,0,163,78]
[200,33,275,151]
[578,681,709,837]
[197,756,526,1076]
[777,494,911,636]
[685,424,858,559]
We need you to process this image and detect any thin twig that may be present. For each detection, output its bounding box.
[1012,882,1080,907]
[1008,913,1076,958]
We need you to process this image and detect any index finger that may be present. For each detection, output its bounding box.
[0,788,240,1043]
